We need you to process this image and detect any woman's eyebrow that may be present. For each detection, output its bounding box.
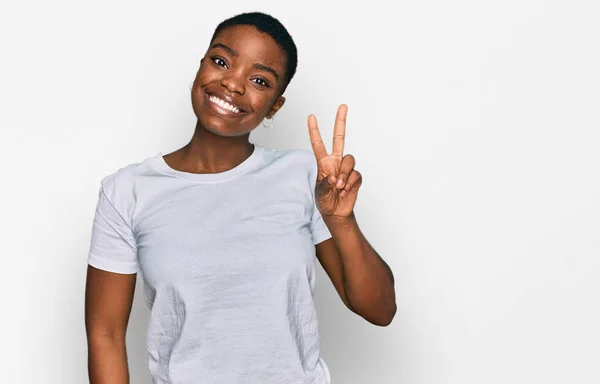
[211,42,237,56]
[253,63,279,80]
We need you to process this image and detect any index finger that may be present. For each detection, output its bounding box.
[308,114,328,161]
[332,104,347,157]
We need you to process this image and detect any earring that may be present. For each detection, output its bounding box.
[262,116,275,129]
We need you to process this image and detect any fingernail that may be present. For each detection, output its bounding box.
[340,190,347,197]
[336,179,344,188]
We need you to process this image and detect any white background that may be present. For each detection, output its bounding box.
[1,0,599,383]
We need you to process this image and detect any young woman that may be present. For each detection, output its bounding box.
[85,11,396,384]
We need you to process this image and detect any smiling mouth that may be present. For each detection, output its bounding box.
[207,94,245,114]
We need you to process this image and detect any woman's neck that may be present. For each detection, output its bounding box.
[164,120,255,174]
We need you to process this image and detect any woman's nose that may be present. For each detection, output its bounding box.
[220,72,245,95]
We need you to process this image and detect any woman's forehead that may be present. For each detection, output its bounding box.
[210,25,286,66]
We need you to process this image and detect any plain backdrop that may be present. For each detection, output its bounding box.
[1,0,599,383]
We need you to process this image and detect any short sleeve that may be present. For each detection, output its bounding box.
[311,202,332,245]
[307,153,332,245]
[87,185,139,274]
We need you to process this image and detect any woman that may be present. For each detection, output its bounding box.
[85,11,396,384]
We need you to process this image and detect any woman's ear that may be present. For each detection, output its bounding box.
[267,96,286,119]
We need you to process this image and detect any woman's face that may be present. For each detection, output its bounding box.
[191,25,288,137]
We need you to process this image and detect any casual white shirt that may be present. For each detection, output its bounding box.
[88,144,333,383]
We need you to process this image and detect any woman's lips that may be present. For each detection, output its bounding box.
[204,92,246,118]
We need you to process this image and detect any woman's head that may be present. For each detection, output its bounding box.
[191,12,298,138]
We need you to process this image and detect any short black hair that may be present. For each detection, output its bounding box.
[210,12,298,92]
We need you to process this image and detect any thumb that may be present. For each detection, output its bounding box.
[316,174,337,196]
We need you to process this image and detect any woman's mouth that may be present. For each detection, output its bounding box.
[206,94,245,115]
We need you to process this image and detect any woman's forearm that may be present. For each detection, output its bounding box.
[88,337,130,384]
[324,213,396,326]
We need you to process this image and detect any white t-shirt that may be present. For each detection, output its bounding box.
[87,144,333,384]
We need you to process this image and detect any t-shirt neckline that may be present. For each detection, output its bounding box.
[150,144,264,183]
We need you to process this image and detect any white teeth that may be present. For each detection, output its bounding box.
[209,95,240,113]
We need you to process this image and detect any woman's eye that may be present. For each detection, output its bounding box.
[211,57,227,68]
[252,78,269,87]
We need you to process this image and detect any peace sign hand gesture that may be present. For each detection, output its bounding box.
[308,104,362,219]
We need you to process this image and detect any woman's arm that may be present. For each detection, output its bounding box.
[85,265,136,384]
[308,104,396,326]
[316,216,396,326]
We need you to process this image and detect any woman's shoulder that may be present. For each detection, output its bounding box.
[97,154,159,201]
[257,146,318,182]
[259,145,317,169]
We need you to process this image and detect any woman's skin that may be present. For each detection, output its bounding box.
[85,24,396,383]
